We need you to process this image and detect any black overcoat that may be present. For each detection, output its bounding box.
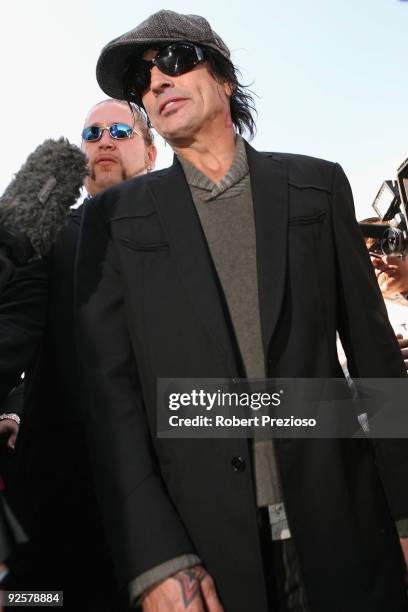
[76,142,408,612]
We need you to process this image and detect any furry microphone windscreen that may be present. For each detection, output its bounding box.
[0,138,88,259]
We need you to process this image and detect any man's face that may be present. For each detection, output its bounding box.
[82,100,156,196]
[371,254,408,297]
[140,48,232,144]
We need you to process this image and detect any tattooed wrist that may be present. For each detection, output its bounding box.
[172,566,206,607]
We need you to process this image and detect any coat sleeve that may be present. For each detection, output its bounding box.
[331,163,408,519]
[75,198,196,589]
[0,383,24,418]
[0,258,47,404]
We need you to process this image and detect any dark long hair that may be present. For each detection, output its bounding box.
[203,47,257,139]
[123,45,257,139]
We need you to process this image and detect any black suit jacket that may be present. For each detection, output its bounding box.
[0,259,47,406]
[4,210,85,513]
[76,142,408,612]
[0,210,121,608]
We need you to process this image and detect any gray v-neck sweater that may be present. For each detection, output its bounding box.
[178,136,282,506]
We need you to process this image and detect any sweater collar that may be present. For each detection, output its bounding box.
[177,134,249,199]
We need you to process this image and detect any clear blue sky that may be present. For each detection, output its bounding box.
[1,0,407,219]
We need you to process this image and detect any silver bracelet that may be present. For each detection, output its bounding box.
[0,413,21,425]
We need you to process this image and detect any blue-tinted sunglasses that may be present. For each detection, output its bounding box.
[81,122,139,142]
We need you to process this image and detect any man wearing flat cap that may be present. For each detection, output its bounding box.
[76,10,408,612]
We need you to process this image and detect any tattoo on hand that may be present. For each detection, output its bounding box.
[173,567,206,607]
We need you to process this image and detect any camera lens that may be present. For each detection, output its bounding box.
[381,228,405,256]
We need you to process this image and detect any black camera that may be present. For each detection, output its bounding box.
[359,158,408,256]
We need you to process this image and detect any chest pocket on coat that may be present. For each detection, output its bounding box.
[113,212,170,251]
[117,237,169,252]
[289,210,327,226]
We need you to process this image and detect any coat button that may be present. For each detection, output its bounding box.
[231,456,246,472]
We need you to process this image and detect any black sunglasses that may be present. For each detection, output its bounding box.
[81,122,139,142]
[125,42,205,104]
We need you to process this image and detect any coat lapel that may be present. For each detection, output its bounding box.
[245,142,289,356]
[149,159,241,376]
[150,144,289,372]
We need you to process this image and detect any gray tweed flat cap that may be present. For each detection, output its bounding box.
[96,10,230,100]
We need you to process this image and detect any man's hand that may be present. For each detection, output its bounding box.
[142,565,224,611]
[370,255,408,298]
[0,561,8,612]
[0,418,19,450]
[396,335,408,372]
[400,538,408,571]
